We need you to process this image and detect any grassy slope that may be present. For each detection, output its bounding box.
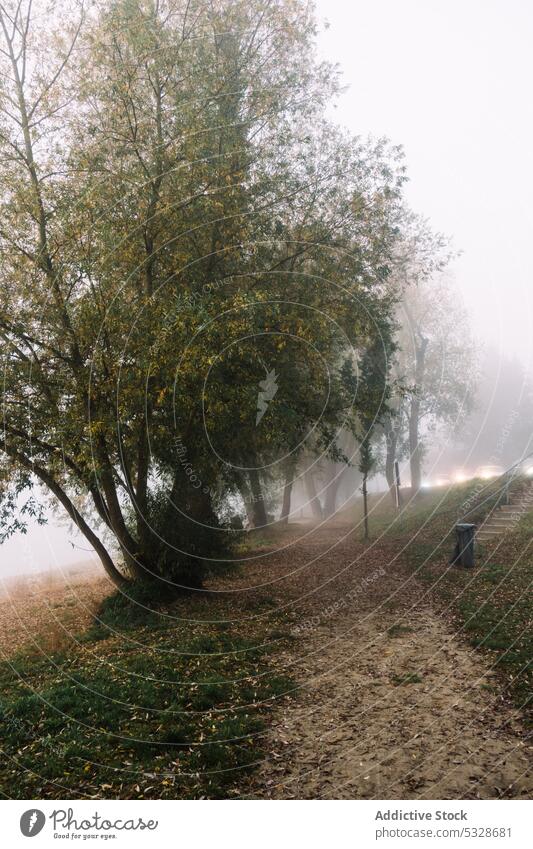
[376,478,532,721]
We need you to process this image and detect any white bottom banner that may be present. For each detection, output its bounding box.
[2,799,531,848]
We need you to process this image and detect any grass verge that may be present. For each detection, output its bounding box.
[392,478,532,722]
[0,589,293,799]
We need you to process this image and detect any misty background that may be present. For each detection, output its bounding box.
[1,0,532,577]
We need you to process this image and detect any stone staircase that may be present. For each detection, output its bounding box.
[476,482,533,543]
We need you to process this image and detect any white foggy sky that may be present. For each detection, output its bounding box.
[2,1,532,576]
[0,512,94,578]
[315,0,533,367]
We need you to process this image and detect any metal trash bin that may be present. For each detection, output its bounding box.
[450,523,476,568]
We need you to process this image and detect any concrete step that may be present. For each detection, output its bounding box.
[477,525,511,536]
[480,519,514,527]
[473,485,533,543]
[485,521,518,528]
[496,515,524,521]
[490,517,520,524]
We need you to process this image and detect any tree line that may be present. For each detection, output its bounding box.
[0,0,475,592]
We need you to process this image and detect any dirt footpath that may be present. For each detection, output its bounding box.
[233,519,533,800]
[252,603,531,799]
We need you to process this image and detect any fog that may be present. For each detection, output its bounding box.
[1,0,532,576]
[315,0,533,364]
[0,517,94,579]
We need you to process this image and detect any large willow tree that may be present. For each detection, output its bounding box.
[0,0,405,591]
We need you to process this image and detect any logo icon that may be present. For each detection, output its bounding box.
[256,368,278,425]
[20,809,46,837]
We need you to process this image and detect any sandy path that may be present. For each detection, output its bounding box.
[253,601,531,799]
[225,517,533,800]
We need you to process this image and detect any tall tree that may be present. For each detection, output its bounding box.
[0,0,406,589]
[382,273,477,492]
[349,330,394,539]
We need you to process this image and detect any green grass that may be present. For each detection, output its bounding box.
[391,672,423,686]
[0,591,294,799]
[340,478,489,542]
[387,624,413,638]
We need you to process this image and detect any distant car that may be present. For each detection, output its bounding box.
[434,476,452,487]
[475,464,505,480]
[452,469,470,483]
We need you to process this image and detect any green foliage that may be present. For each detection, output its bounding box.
[82,587,166,641]
[387,624,413,638]
[0,0,407,588]
[391,672,423,685]
[130,487,237,591]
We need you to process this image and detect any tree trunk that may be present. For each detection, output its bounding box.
[409,336,428,494]
[8,451,129,589]
[409,400,422,492]
[241,487,256,527]
[280,458,297,524]
[384,418,398,503]
[304,469,323,520]
[231,471,255,527]
[94,437,146,581]
[248,468,268,527]
[323,463,345,518]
